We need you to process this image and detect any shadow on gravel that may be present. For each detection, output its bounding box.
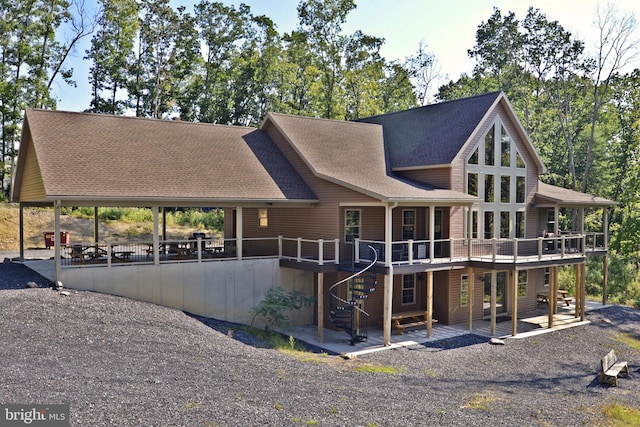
[0,261,52,290]
[187,313,336,355]
[408,334,488,351]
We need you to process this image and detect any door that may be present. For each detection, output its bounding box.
[483,271,508,318]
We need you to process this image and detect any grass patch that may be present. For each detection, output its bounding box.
[463,391,496,411]
[353,364,405,374]
[602,401,640,426]
[612,332,640,351]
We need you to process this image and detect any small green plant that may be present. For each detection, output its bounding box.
[464,392,495,411]
[612,332,640,351]
[250,287,316,329]
[353,364,405,374]
[423,368,436,378]
[602,401,640,426]
[274,402,284,411]
[184,402,202,410]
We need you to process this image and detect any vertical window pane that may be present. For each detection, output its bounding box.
[345,209,360,242]
[484,211,494,239]
[258,208,268,227]
[402,275,416,305]
[403,210,415,240]
[485,125,495,166]
[460,274,469,306]
[467,173,478,196]
[516,212,525,238]
[484,174,494,203]
[472,211,478,239]
[516,152,525,168]
[501,176,510,203]
[518,270,527,297]
[516,176,526,203]
[500,211,510,238]
[501,126,510,167]
[468,147,479,165]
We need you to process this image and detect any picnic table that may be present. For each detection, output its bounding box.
[536,289,572,306]
[391,310,437,335]
[68,244,107,261]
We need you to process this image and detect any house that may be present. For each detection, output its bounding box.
[11,91,615,346]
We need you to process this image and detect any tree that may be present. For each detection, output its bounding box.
[404,41,441,105]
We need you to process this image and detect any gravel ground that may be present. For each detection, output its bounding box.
[1,262,640,426]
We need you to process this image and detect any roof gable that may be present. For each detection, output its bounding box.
[14,109,317,204]
[263,113,477,203]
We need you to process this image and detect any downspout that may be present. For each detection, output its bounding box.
[383,202,397,346]
[54,200,61,286]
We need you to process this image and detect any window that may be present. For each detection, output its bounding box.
[516,176,526,203]
[468,147,479,165]
[402,210,416,240]
[402,275,416,305]
[516,152,525,168]
[501,126,510,167]
[345,209,361,242]
[258,208,268,227]
[501,176,510,203]
[467,173,478,196]
[516,212,525,238]
[544,268,550,287]
[472,211,478,239]
[485,125,495,166]
[500,211,510,238]
[484,211,494,239]
[518,271,527,297]
[460,274,469,306]
[484,174,494,203]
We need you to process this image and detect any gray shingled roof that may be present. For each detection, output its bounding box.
[16,109,317,204]
[265,113,477,203]
[535,181,616,207]
[358,91,502,169]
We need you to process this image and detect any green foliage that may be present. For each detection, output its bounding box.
[602,401,640,426]
[251,287,316,329]
[169,209,223,230]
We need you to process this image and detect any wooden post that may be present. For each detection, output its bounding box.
[93,207,99,243]
[548,266,556,329]
[574,264,581,319]
[580,263,586,321]
[383,270,393,346]
[468,268,474,332]
[426,271,433,338]
[153,206,160,265]
[511,270,518,337]
[317,272,324,343]
[602,255,608,305]
[490,270,497,336]
[54,200,61,285]
[19,203,24,261]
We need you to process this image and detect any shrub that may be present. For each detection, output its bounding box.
[250,287,316,329]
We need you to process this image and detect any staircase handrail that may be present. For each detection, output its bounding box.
[329,245,378,316]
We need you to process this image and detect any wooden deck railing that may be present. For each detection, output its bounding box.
[60,232,607,269]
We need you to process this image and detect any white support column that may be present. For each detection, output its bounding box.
[383,203,395,346]
[54,200,61,285]
[236,207,243,260]
[468,267,474,331]
[511,270,518,337]
[153,206,160,265]
[317,272,324,343]
[426,271,434,337]
[467,207,473,259]
[429,206,435,262]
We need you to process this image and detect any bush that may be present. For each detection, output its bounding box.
[250,287,316,330]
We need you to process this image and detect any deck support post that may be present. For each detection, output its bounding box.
[511,269,518,336]
[236,207,243,261]
[490,270,497,336]
[93,207,99,243]
[54,200,61,285]
[548,266,557,329]
[19,203,24,261]
[580,263,586,321]
[468,267,474,332]
[383,268,393,346]
[152,206,160,265]
[317,272,324,343]
[426,271,433,338]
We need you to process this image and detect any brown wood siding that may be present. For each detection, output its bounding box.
[19,136,47,201]
[397,167,451,189]
[432,271,450,324]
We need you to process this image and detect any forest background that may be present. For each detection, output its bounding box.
[1,0,640,306]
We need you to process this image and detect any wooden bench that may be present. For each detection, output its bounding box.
[391,310,437,335]
[599,349,629,386]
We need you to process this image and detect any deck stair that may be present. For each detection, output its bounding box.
[329,245,378,345]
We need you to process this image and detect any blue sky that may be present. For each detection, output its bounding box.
[53,0,640,111]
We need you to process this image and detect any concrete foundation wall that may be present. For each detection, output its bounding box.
[58,260,315,327]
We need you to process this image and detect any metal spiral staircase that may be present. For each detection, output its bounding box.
[329,245,378,345]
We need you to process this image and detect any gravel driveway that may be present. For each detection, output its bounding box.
[1,262,639,426]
